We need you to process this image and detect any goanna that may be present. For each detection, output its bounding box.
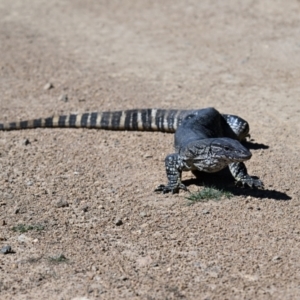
[0,107,263,193]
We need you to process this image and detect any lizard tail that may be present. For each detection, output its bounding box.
[0,109,187,133]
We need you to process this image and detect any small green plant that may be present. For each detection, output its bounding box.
[48,254,69,264]
[12,224,45,233]
[186,186,232,205]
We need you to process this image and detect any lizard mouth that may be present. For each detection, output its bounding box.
[233,151,252,161]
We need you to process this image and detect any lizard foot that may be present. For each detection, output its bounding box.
[236,177,264,189]
[155,183,188,194]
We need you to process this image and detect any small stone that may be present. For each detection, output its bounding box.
[272,256,281,262]
[144,154,152,158]
[26,181,33,186]
[87,272,95,280]
[91,265,99,272]
[0,202,6,206]
[56,199,69,208]
[1,245,12,254]
[115,219,123,226]
[22,138,30,146]
[59,94,68,102]
[43,82,54,90]
[81,205,89,212]
[202,209,210,215]
[140,211,147,218]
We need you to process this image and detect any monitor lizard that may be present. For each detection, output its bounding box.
[0,107,263,193]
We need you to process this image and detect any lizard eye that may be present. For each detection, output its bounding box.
[224,146,230,151]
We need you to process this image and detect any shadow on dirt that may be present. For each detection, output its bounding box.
[242,141,269,150]
[185,169,291,201]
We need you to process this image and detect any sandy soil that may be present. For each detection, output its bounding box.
[0,0,300,299]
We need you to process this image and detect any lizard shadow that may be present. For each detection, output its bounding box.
[242,140,269,150]
[184,169,291,201]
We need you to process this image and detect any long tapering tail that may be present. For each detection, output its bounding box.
[0,109,191,133]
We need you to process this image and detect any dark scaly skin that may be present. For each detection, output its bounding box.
[0,107,263,193]
[155,108,263,193]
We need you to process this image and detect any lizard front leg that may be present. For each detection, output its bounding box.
[155,153,187,194]
[229,162,264,188]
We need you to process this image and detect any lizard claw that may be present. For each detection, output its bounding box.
[236,177,264,189]
[155,183,188,194]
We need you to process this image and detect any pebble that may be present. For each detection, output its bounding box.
[22,138,30,146]
[115,219,123,226]
[140,211,147,218]
[81,205,89,212]
[202,209,210,215]
[91,265,99,272]
[1,245,12,254]
[56,199,69,208]
[43,82,54,90]
[59,94,68,102]
[272,256,282,262]
[87,272,95,280]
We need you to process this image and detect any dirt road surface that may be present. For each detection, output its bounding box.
[0,0,300,299]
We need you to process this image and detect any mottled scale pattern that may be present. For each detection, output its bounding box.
[0,107,262,193]
[0,109,192,133]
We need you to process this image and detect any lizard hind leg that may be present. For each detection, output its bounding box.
[155,153,187,194]
[222,114,250,141]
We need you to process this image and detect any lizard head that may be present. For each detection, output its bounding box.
[209,138,252,162]
[183,137,252,173]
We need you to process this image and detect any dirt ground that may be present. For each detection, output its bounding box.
[0,0,300,299]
